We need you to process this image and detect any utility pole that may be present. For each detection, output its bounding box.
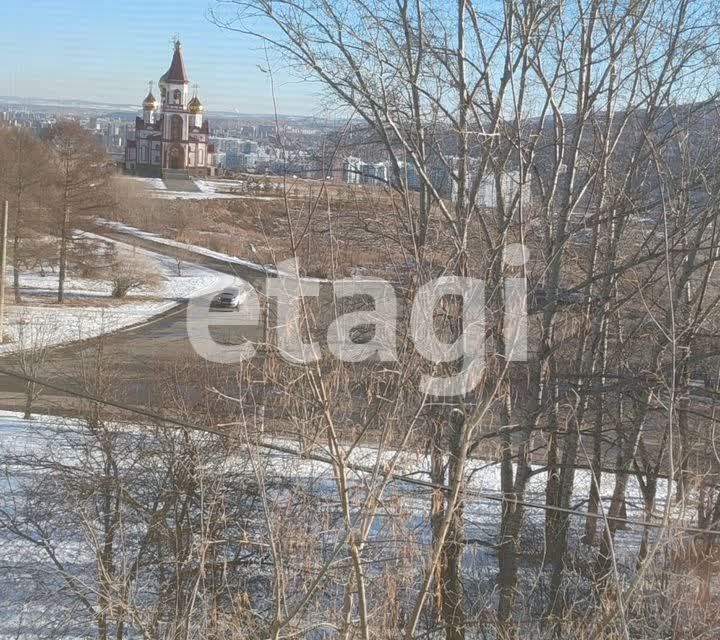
[0,201,8,343]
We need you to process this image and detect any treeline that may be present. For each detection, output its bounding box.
[0,121,115,303]
[201,0,720,638]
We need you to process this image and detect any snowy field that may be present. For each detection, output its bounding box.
[0,408,697,639]
[129,177,167,191]
[129,176,280,200]
[0,234,239,354]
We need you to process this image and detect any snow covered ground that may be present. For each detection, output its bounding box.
[0,409,701,639]
[255,436,683,569]
[0,405,679,571]
[128,176,167,191]
[128,175,279,200]
[0,409,679,567]
[100,218,277,273]
[0,233,239,354]
[98,218,330,282]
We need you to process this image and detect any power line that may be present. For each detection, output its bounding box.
[0,365,717,537]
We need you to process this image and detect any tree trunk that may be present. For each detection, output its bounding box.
[12,233,21,303]
[13,192,22,303]
[583,410,604,545]
[430,421,445,621]
[442,410,466,640]
[430,410,467,640]
[637,473,657,566]
[543,413,561,551]
[546,420,582,623]
[497,454,530,637]
[57,206,69,304]
[497,502,524,637]
[23,382,34,419]
[58,161,70,304]
[595,470,629,586]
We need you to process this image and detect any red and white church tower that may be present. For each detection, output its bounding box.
[125,40,215,177]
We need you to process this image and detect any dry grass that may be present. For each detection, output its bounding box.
[111,176,447,279]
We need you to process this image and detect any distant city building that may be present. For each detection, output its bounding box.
[125,40,215,177]
[342,157,390,185]
[363,161,388,184]
[450,165,527,209]
[397,160,420,190]
[338,154,525,207]
[343,157,363,184]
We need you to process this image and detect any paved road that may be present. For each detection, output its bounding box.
[0,227,277,416]
[0,227,710,479]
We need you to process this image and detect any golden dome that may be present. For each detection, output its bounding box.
[143,91,158,111]
[188,95,204,114]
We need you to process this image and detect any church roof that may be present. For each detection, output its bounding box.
[143,91,158,110]
[164,40,190,84]
[188,95,203,114]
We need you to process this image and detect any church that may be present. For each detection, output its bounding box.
[125,41,215,177]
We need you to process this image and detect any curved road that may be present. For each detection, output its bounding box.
[0,227,280,415]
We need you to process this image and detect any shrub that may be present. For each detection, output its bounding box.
[109,254,165,298]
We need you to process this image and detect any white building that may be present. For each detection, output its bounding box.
[125,41,215,177]
[343,157,390,185]
[363,162,388,185]
[397,160,420,190]
[343,156,363,184]
[449,161,527,210]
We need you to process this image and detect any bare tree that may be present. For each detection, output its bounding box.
[44,120,114,303]
[11,312,59,418]
[0,128,54,302]
[209,0,720,638]
[107,252,165,298]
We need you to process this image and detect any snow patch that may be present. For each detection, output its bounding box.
[97,218,330,283]
[0,233,239,353]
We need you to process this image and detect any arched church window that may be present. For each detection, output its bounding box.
[170,115,183,141]
[173,89,181,104]
[161,87,167,102]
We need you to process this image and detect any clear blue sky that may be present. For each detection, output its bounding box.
[0,0,322,115]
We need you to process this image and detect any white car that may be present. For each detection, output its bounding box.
[210,287,245,310]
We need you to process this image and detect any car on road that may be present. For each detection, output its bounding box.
[210,287,245,310]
